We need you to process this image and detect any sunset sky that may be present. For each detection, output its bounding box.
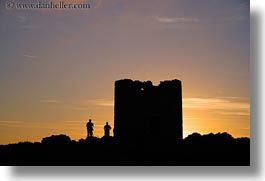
[0,0,249,144]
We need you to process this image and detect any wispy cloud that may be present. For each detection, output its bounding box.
[233,15,245,21]
[65,120,85,124]
[236,1,249,11]
[17,16,27,23]
[20,25,40,29]
[66,98,113,111]
[227,15,245,22]
[216,111,250,116]
[0,120,64,129]
[183,97,250,116]
[183,97,249,109]
[21,53,37,59]
[0,121,22,124]
[40,100,62,103]
[94,0,103,9]
[37,98,113,111]
[83,99,114,107]
[155,16,200,23]
[17,15,40,29]
[69,106,89,111]
[64,120,86,126]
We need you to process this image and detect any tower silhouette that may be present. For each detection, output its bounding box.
[114,79,183,146]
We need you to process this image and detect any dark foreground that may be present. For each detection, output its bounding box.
[0,133,250,166]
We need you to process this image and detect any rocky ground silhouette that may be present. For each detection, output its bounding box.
[0,132,249,166]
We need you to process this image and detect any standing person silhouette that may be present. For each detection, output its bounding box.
[86,119,94,138]
[104,122,111,137]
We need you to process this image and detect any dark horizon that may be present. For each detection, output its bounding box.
[0,131,250,166]
[0,130,251,146]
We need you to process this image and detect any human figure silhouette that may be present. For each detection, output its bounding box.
[104,122,111,137]
[86,119,94,138]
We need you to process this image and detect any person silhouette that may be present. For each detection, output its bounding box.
[104,122,111,137]
[86,119,94,138]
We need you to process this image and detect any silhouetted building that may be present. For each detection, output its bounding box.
[114,79,183,145]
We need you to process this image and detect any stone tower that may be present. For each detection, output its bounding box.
[114,79,182,145]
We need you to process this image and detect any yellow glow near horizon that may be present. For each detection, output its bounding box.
[0,95,250,145]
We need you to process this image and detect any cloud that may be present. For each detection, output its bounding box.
[66,98,113,111]
[17,16,27,23]
[0,121,22,124]
[65,120,85,123]
[83,99,114,107]
[236,1,249,11]
[0,120,63,129]
[16,16,40,30]
[155,16,200,23]
[20,25,40,29]
[37,98,113,111]
[64,120,86,126]
[228,15,245,22]
[92,0,103,9]
[216,111,250,116]
[69,106,89,111]
[21,53,37,59]
[40,100,62,103]
[183,97,250,116]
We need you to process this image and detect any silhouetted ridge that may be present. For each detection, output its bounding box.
[185,132,234,144]
[0,132,249,166]
[42,134,71,145]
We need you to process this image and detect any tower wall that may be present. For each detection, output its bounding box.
[114,79,182,145]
